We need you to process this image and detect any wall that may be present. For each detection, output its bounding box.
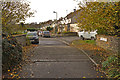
[96,35,120,53]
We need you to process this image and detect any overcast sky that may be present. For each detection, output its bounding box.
[25,0,82,23]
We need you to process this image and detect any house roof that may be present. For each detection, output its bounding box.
[65,9,81,19]
[40,20,53,26]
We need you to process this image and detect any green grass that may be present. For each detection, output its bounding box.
[72,40,96,45]
[12,31,27,35]
[85,40,96,45]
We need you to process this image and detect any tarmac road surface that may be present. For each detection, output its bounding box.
[19,37,105,78]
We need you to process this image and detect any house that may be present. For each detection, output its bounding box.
[40,9,82,33]
[56,17,67,33]
[63,9,81,32]
[40,20,53,31]
[56,16,72,33]
[53,9,82,33]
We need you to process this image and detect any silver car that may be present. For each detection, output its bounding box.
[42,31,50,37]
[26,32,39,43]
[38,31,43,36]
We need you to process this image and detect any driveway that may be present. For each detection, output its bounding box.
[19,37,105,78]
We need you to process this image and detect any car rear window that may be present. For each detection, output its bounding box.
[43,32,49,34]
[27,33,37,36]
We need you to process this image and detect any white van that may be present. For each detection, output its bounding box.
[78,30,97,40]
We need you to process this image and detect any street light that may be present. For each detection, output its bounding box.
[53,11,58,20]
[53,11,58,34]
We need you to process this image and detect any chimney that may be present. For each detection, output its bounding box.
[74,9,76,12]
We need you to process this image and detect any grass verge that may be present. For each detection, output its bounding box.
[71,40,112,64]
[71,40,119,79]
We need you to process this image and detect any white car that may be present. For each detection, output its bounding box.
[78,30,97,40]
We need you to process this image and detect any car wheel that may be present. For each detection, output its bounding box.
[80,36,84,40]
[36,41,39,44]
[91,37,95,40]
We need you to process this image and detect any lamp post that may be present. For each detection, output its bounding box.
[53,11,58,20]
[53,11,58,34]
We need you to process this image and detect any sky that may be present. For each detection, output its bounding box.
[25,0,82,23]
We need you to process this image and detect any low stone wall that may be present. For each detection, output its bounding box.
[96,35,120,53]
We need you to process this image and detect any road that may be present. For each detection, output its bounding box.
[19,37,105,78]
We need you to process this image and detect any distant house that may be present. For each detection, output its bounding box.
[54,9,82,33]
[64,9,81,32]
[56,17,66,33]
[40,9,82,33]
[41,20,53,30]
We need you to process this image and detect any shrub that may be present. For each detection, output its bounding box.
[102,55,119,79]
[62,32,77,36]
[26,37,31,46]
[57,32,61,34]
[2,35,22,73]
[12,32,23,35]
[46,27,53,31]
[62,31,70,34]
[27,28,37,32]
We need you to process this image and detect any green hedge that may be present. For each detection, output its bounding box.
[27,28,38,31]
[63,32,77,36]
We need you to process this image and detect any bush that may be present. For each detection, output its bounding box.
[27,28,37,32]
[2,35,22,73]
[62,31,70,34]
[62,32,77,36]
[26,37,31,46]
[12,32,23,35]
[46,27,53,31]
[57,32,61,34]
[102,55,119,79]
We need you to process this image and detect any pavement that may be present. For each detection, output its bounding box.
[19,36,105,78]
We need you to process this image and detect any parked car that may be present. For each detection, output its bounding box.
[38,31,43,36]
[42,31,50,37]
[26,31,39,44]
[78,30,97,40]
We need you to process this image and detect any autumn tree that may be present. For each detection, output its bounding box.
[77,2,120,36]
[1,0,35,34]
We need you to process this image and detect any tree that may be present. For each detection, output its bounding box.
[20,22,24,28]
[77,2,120,36]
[46,27,53,31]
[1,0,35,34]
